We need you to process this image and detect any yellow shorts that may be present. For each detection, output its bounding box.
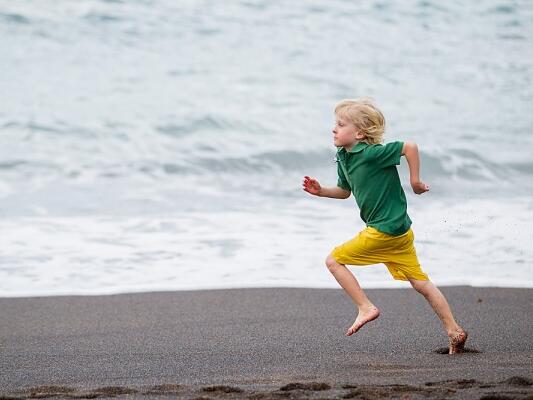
[331,226,429,281]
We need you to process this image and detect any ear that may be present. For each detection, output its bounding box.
[354,129,365,140]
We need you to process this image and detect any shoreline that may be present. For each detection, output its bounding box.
[1,286,532,399]
[2,281,533,299]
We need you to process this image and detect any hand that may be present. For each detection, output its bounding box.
[411,181,430,195]
[302,176,322,196]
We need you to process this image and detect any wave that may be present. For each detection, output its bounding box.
[1,0,531,190]
[1,12,31,24]
[1,136,531,187]
[155,115,238,138]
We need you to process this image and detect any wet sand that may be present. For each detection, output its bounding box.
[1,287,532,399]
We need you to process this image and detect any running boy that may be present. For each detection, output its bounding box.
[302,98,467,354]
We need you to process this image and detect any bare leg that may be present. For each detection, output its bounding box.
[409,279,467,353]
[325,254,380,336]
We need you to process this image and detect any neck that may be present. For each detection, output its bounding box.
[344,140,361,152]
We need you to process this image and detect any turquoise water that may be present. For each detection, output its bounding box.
[1,0,532,296]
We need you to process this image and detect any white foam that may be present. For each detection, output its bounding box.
[0,196,531,297]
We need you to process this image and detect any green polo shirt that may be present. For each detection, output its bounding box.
[336,141,411,236]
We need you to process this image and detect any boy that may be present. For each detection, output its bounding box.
[302,98,467,354]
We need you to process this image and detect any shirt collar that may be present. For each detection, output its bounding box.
[337,141,368,154]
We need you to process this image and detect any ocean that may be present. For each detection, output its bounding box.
[1,0,532,297]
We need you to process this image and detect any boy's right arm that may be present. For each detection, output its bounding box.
[302,176,351,199]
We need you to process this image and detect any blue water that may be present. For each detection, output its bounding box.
[1,0,532,296]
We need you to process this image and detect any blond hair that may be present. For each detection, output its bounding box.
[334,98,386,144]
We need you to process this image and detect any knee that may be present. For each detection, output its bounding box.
[409,279,429,294]
[325,254,340,272]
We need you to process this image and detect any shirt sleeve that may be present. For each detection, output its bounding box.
[336,161,351,191]
[365,141,404,168]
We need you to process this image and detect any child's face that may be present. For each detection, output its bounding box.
[333,114,364,149]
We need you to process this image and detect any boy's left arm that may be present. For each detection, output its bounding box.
[401,142,430,195]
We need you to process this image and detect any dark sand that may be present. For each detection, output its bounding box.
[1,287,532,399]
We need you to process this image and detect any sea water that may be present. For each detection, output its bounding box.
[1,0,532,297]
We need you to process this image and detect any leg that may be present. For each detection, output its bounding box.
[325,254,380,336]
[409,279,467,353]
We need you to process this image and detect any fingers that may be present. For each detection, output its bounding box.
[303,176,317,185]
[411,181,430,195]
[414,185,430,195]
[302,176,319,195]
[303,185,315,194]
[302,176,312,192]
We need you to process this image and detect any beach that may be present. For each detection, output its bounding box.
[1,286,532,399]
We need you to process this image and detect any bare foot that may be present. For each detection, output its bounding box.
[346,307,380,336]
[448,328,468,354]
